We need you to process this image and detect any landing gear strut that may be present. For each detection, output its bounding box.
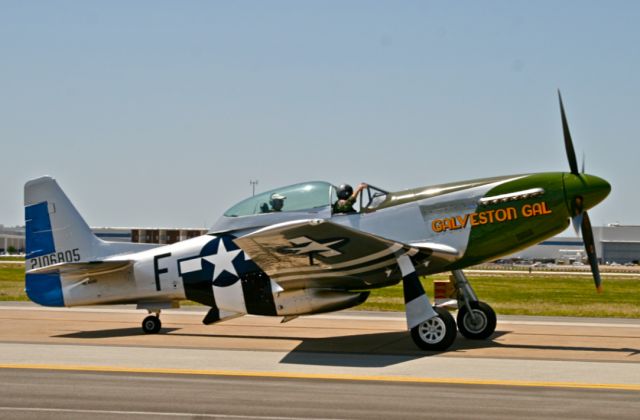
[142,313,162,334]
[398,254,457,351]
[451,270,496,340]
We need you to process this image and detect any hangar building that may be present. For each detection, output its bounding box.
[595,224,640,264]
[505,224,640,264]
[1,226,207,254]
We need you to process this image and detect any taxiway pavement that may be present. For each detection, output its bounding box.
[0,303,639,419]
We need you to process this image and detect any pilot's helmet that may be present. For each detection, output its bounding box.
[337,184,353,200]
[270,193,286,210]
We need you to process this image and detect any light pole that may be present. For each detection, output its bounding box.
[250,180,258,196]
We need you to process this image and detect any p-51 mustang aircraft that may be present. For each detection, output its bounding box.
[24,94,610,351]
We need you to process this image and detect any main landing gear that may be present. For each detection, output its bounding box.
[142,313,162,334]
[398,254,458,352]
[451,270,497,340]
[409,269,496,350]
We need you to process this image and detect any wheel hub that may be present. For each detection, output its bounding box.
[419,318,446,344]
[464,310,487,333]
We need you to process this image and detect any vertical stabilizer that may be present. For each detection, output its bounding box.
[24,176,104,268]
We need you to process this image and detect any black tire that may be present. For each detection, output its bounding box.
[410,307,457,351]
[142,315,162,334]
[457,301,497,340]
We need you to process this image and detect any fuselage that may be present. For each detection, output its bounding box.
[25,171,610,316]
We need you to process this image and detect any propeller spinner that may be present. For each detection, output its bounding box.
[559,91,611,292]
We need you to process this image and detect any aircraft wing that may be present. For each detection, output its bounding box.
[234,219,433,290]
[27,260,133,277]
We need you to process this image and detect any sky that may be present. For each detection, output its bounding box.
[1,1,638,231]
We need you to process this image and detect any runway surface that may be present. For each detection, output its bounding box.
[1,303,639,419]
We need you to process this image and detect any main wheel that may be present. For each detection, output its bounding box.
[142,315,162,334]
[410,307,457,351]
[457,301,496,340]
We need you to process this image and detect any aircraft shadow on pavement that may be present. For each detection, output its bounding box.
[280,331,427,367]
[452,334,640,356]
[55,327,180,339]
[54,328,444,367]
[53,328,640,366]
[279,331,512,367]
[276,330,636,367]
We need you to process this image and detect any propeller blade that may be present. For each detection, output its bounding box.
[558,90,579,175]
[581,152,586,174]
[571,195,585,235]
[572,213,583,235]
[581,211,603,293]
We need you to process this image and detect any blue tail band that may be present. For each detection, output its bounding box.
[25,273,64,307]
[25,202,55,259]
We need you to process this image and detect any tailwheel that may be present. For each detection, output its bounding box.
[410,306,457,351]
[457,301,496,340]
[142,315,162,334]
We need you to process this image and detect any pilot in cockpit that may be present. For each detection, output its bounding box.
[261,193,286,213]
[333,183,367,214]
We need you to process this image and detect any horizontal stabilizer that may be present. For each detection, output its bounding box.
[27,260,133,277]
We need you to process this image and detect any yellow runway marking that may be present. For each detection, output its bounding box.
[1,363,639,391]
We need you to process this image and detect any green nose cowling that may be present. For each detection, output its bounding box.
[563,173,611,212]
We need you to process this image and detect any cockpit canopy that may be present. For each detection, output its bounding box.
[211,180,389,234]
[223,181,334,217]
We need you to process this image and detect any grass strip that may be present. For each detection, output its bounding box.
[0,256,25,262]
[1,266,639,318]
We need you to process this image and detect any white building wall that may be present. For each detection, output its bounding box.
[505,237,585,261]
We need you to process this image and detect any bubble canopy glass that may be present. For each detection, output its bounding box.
[223,181,334,217]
